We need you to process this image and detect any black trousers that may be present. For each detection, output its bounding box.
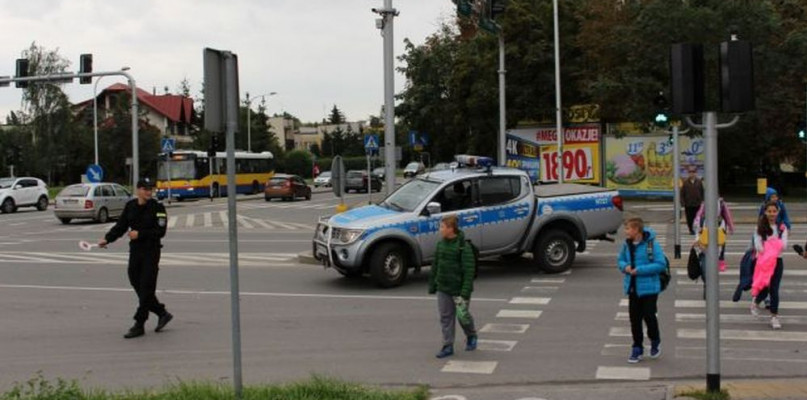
[754,258,784,314]
[128,246,167,324]
[629,292,660,348]
[684,206,699,234]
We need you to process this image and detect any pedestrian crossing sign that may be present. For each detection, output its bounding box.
[364,134,379,151]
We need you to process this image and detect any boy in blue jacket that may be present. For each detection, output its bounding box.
[617,217,666,363]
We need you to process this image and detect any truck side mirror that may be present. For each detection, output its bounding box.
[425,202,441,216]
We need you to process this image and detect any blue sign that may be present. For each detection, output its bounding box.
[420,132,429,146]
[86,164,104,183]
[161,137,176,153]
[408,130,428,147]
[409,130,418,146]
[364,134,380,151]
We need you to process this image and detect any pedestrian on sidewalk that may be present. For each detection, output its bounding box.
[759,187,791,230]
[428,215,478,359]
[751,201,786,330]
[98,179,173,339]
[680,166,704,235]
[617,217,666,363]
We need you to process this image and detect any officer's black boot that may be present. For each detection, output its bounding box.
[155,312,173,332]
[124,323,145,339]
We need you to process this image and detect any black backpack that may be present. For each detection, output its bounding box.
[646,238,671,291]
[458,239,479,279]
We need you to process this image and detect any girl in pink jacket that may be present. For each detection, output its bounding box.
[751,201,786,330]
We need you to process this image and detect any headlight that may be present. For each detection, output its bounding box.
[332,228,364,244]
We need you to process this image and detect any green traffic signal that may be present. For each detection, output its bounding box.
[654,112,669,127]
[798,121,806,142]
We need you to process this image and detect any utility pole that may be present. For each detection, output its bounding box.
[374,1,398,196]
[553,0,564,183]
[498,33,506,166]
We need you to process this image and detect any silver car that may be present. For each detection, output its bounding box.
[53,183,132,224]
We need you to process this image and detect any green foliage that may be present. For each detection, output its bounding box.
[677,388,730,400]
[283,149,314,178]
[1,375,429,400]
[315,156,379,173]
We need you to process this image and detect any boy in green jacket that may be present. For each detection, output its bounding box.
[428,215,478,358]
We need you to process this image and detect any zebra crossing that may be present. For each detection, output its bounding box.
[57,211,316,232]
[596,229,807,381]
[679,223,807,256]
[0,251,298,267]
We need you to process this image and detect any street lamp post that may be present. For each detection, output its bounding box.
[92,67,130,166]
[245,91,277,152]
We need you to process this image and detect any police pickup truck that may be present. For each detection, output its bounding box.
[313,155,623,287]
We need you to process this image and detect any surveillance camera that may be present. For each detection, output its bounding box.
[371,8,378,13]
[375,18,384,29]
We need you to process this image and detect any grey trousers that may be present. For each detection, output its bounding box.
[437,291,477,346]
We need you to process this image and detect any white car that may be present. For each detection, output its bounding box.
[314,171,332,187]
[0,177,49,214]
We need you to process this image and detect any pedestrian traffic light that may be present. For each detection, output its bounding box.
[653,91,669,128]
[797,121,806,142]
[79,54,93,84]
[15,58,29,88]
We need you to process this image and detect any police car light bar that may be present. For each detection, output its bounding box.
[455,155,494,169]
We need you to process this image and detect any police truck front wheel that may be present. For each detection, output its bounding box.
[534,230,575,274]
[370,243,409,288]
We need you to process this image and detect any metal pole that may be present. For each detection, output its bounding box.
[367,152,372,204]
[553,0,564,183]
[498,33,506,166]
[209,155,214,201]
[93,77,103,166]
[165,152,172,204]
[673,124,682,259]
[224,52,243,399]
[246,92,251,153]
[130,77,139,188]
[381,0,397,196]
[703,111,720,393]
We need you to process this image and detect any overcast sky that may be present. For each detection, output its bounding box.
[0,0,456,123]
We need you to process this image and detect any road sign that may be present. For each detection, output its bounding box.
[161,137,176,153]
[409,130,418,146]
[86,164,103,183]
[364,134,380,151]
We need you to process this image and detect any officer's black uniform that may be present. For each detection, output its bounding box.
[104,182,171,338]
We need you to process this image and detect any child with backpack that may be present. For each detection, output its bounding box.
[617,217,667,363]
[428,215,478,359]
[751,201,787,330]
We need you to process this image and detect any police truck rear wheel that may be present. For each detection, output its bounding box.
[534,230,575,274]
[370,243,409,288]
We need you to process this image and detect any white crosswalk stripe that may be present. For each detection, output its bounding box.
[0,251,298,266]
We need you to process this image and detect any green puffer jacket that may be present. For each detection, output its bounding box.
[428,231,475,299]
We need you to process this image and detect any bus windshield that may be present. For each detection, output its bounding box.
[157,160,196,180]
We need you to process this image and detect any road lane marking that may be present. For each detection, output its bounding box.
[204,212,212,227]
[530,278,565,284]
[185,214,195,228]
[167,216,178,229]
[595,366,650,380]
[675,269,807,276]
[675,313,807,325]
[479,323,530,334]
[218,210,228,225]
[476,339,517,352]
[236,216,254,229]
[676,346,807,363]
[675,300,807,310]
[678,329,807,342]
[0,284,508,302]
[441,361,497,374]
[496,310,543,319]
[509,297,551,305]
[268,220,297,230]
[521,286,558,293]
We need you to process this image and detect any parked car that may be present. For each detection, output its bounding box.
[431,162,450,171]
[403,162,425,178]
[314,171,332,188]
[265,174,311,201]
[53,182,131,224]
[314,155,623,287]
[372,167,386,181]
[0,177,49,214]
[345,170,382,193]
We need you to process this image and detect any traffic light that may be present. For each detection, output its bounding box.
[653,91,669,128]
[209,134,220,157]
[797,121,806,142]
[15,58,29,88]
[79,54,93,84]
[490,0,507,20]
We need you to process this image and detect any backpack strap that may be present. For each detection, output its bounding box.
[646,237,655,262]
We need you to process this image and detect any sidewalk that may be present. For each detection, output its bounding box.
[428,378,807,400]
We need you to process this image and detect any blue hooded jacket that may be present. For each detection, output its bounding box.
[759,188,791,229]
[617,227,666,297]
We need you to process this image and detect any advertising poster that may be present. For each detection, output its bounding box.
[536,123,601,184]
[604,124,705,196]
[505,134,540,182]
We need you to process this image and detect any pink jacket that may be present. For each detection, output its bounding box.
[752,237,783,297]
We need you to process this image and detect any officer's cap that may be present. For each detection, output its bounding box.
[136,178,155,189]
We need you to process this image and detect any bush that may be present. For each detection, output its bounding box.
[282,150,314,178]
[315,156,380,173]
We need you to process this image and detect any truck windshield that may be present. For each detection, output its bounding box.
[380,179,440,212]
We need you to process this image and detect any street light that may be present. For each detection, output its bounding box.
[93,66,130,165]
[245,91,277,152]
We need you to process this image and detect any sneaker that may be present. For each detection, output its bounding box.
[465,335,478,351]
[124,324,145,339]
[649,340,661,359]
[794,244,804,256]
[771,316,782,330]
[155,312,173,332]
[750,301,761,317]
[628,346,643,363]
[719,260,727,272]
[435,345,454,359]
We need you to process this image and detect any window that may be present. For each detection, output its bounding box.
[20,179,38,188]
[432,179,474,213]
[101,185,115,197]
[478,177,520,206]
[94,187,103,197]
[113,185,131,197]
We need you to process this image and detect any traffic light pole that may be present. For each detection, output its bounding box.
[553,0,564,183]
[375,1,398,196]
[498,33,506,166]
[673,124,682,259]
[1,71,140,187]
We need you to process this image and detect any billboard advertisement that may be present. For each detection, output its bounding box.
[535,124,601,184]
[505,134,540,182]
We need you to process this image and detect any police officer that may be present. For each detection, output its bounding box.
[98,178,173,339]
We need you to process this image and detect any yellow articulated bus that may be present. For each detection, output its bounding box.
[156,150,274,200]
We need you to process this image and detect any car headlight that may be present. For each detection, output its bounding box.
[332,228,364,244]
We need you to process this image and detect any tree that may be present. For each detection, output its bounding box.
[98,94,161,183]
[328,105,345,124]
